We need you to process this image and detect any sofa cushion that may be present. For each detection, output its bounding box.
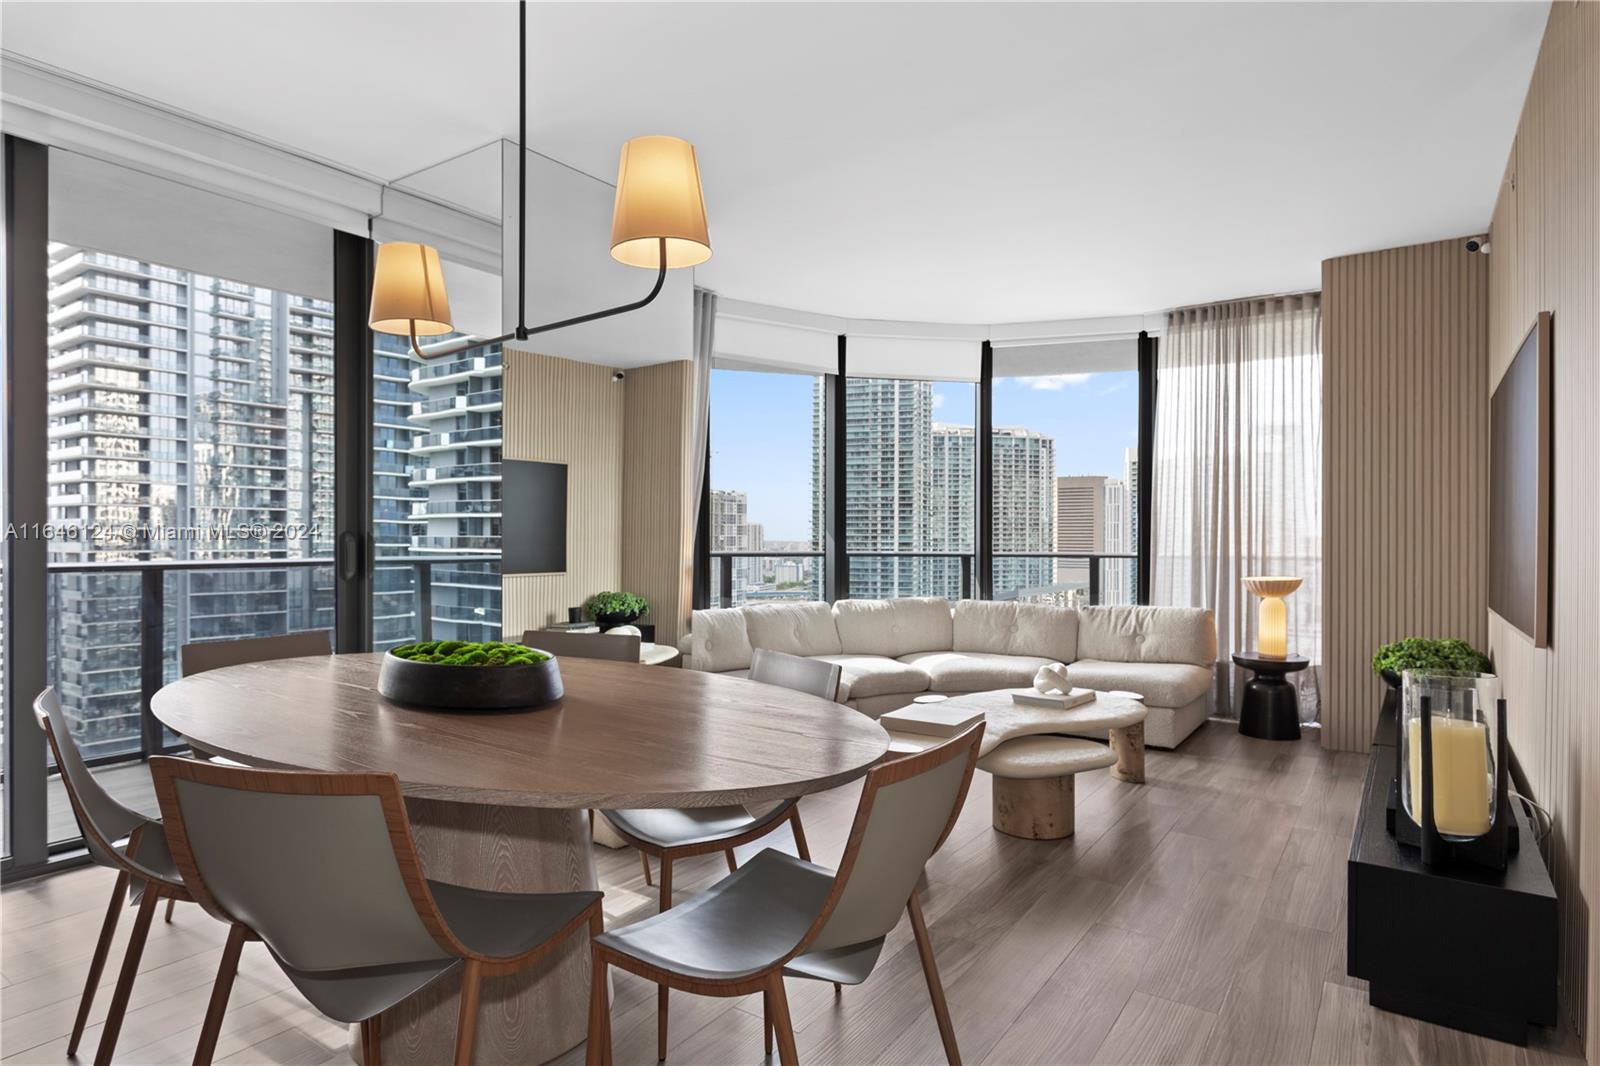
[690,608,753,673]
[833,597,954,657]
[951,601,1077,660]
[810,654,930,701]
[1076,606,1216,667]
[1066,659,1214,708]
[743,602,843,658]
[897,651,1055,693]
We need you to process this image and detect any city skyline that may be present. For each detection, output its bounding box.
[710,368,1138,543]
[42,244,500,763]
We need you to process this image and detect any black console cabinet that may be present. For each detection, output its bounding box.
[1347,706,1558,1044]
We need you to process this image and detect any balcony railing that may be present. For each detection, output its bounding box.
[710,551,1138,607]
[45,554,500,766]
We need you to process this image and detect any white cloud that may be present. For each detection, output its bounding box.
[932,393,946,408]
[1016,373,1093,391]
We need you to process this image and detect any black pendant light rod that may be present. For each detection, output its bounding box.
[408,0,667,359]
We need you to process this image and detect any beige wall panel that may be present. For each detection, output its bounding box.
[1320,238,1489,754]
[622,360,694,649]
[500,349,624,637]
[1485,2,1600,1048]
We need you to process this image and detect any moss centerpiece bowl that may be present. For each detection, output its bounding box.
[378,640,564,710]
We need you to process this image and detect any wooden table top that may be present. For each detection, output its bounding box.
[151,652,888,809]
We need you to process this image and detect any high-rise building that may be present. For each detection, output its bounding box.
[401,340,503,645]
[1103,477,1130,604]
[838,378,936,599]
[811,378,1056,601]
[43,245,503,758]
[1054,474,1108,595]
[991,427,1055,596]
[45,245,337,757]
[711,489,766,600]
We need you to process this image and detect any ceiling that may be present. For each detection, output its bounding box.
[1,2,1548,324]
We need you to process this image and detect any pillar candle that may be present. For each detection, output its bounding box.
[1407,715,1492,837]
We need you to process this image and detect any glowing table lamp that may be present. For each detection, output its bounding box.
[1243,576,1301,659]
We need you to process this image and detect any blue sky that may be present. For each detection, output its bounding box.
[710,370,1138,541]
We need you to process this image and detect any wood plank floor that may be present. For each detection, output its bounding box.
[1,723,1585,1066]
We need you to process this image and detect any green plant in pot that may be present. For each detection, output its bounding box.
[1371,637,1493,716]
[586,591,649,629]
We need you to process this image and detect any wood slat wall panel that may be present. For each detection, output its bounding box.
[1486,2,1599,1049]
[1321,238,1490,755]
[621,359,694,649]
[500,349,624,636]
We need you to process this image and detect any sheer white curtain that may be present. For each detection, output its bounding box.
[1152,294,1322,722]
[691,288,717,512]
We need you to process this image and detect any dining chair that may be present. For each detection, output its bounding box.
[597,648,842,1059]
[180,628,332,677]
[587,723,983,1066]
[33,688,199,1066]
[172,629,334,920]
[520,628,641,662]
[148,756,605,1066]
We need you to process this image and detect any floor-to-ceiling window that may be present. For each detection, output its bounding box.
[372,333,503,649]
[843,376,976,600]
[991,340,1141,605]
[707,367,823,605]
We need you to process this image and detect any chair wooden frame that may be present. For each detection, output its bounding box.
[586,724,984,1066]
[599,648,839,1058]
[33,696,198,1066]
[150,757,605,1066]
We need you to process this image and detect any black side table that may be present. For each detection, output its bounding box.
[1233,651,1309,740]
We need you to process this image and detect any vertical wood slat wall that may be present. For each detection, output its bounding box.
[501,349,625,638]
[621,360,693,649]
[1486,2,1599,1048]
[1320,238,1489,753]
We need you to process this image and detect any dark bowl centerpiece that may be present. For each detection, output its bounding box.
[378,640,564,710]
[585,591,650,630]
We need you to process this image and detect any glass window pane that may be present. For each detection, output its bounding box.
[43,243,333,844]
[844,377,974,601]
[373,336,502,647]
[708,368,822,606]
[991,354,1139,606]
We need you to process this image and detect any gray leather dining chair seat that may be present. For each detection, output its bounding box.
[428,883,602,958]
[275,954,460,1026]
[602,803,790,850]
[596,849,833,981]
[271,886,601,1024]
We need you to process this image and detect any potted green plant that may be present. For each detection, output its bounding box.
[585,591,650,630]
[1371,637,1493,717]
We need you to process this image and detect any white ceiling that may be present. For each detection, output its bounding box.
[1,2,1548,323]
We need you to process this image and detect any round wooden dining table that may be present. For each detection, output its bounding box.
[152,651,889,1065]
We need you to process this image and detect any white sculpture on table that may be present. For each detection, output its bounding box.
[1033,662,1072,696]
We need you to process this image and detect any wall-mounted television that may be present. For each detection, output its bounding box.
[501,460,568,575]
[1488,312,1551,647]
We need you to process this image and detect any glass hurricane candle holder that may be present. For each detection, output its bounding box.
[1400,670,1500,840]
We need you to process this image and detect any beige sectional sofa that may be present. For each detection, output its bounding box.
[680,598,1218,749]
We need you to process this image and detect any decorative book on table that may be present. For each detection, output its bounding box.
[1010,687,1096,710]
[878,702,986,739]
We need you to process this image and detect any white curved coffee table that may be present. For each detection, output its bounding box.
[884,689,1148,839]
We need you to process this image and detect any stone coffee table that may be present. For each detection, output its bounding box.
[883,689,1147,840]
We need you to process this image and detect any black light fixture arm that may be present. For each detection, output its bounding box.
[406,0,667,360]
[407,239,667,359]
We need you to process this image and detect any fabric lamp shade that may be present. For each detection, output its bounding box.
[370,241,455,336]
[610,136,711,269]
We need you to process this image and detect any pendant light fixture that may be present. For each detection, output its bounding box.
[368,0,710,359]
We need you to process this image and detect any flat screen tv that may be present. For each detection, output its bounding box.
[1488,312,1551,647]
[501,460,568,575]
